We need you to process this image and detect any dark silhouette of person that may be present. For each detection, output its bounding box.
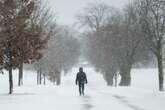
[75,67,88,96]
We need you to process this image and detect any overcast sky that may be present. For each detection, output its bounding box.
[48,0,129,25]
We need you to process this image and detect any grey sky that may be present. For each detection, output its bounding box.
[48,0,129,25]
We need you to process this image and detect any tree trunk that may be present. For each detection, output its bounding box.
[157,47,164,91]
[119,63,132,86]
[8,47,13,94]
[114,73,118,87]
[37,69,42,85]
[39,69,42,84]
[37,70,39,85]
[56,76,61,85]
[9,67,13,94]
[43,74,46,85]
[104,72,114,86]
[52,74,56,85]
[18,62,23,86]
[157,56,164,91]
[156,39,164,91]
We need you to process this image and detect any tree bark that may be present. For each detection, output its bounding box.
[53,76,56,85]
[157,55,164,91]
[8,47,13,94]
[104,72,114,86]
[156,41,164,91]
[37,70,39,85]
[56,76,61,85]
[119,63,132,86]
[9,67,13,94]
[18,62,23,86]
[43,74,46,85]
[37,69,42,85]
[39,69,42,84]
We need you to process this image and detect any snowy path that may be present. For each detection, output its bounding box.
[0,67,165,110]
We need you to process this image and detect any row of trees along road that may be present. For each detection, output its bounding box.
[34,26,80,85]
[0,0,56,94]
[78,0,165,91]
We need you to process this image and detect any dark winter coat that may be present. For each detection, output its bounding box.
[76,72,88,85]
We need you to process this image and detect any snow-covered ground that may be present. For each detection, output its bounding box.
[0,67,165,110]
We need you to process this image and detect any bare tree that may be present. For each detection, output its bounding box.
[138,0,165,91]
[115,2,149,86]
[77,2,113,33]
[77,2,118,86]
[34,26,80,85]
[78,2,150,86]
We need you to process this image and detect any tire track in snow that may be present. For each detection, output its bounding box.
[88,85,148,110]
[112,95,147,110]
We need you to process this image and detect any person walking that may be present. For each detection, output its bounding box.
[75,67,88,96]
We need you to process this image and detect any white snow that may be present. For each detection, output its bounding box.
[0,67,165,110]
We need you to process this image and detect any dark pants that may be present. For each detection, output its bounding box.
[78,83,85,96]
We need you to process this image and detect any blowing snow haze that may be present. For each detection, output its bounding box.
[48,0,129,25]
[0,0,165,110]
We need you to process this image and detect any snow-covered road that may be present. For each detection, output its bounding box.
[0,67,165,110]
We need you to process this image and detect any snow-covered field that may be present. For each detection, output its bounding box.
[0,67,165,110]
